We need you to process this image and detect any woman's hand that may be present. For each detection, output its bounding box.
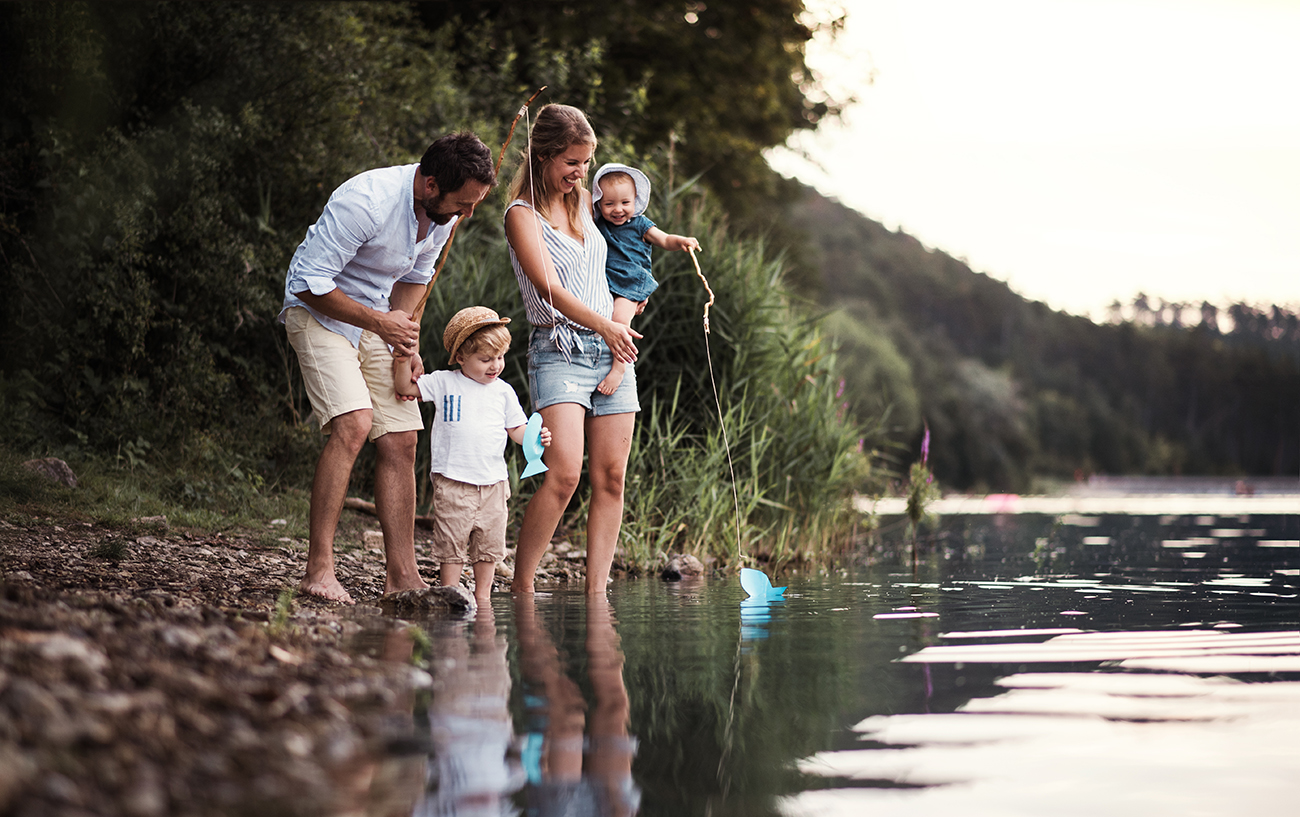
[599,319,642,364]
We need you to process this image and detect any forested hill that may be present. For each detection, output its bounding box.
[785,186,1300,492]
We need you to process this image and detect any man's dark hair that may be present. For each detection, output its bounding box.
[420,132,496,193]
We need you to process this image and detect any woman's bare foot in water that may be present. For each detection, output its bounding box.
[597,360,626,395]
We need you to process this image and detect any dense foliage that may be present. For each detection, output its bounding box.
[0,1,868,566]
[788,188,1300,491]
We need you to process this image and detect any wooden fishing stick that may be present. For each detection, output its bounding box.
[689,246,741,561]
[412,87,547,324]
[688,246,716,334]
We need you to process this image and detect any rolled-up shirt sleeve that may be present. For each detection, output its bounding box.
[285,194,377,298]
[403,242,438,285]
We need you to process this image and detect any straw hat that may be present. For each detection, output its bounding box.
[443,306,511,360]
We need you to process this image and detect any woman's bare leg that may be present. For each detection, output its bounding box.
[583,412,636,593]
[511,403,587,593]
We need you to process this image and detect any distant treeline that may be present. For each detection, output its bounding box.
[788,188,1300,491]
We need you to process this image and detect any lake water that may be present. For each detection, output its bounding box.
[357,509,1300,816]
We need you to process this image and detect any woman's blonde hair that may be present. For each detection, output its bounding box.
[508,103,597,229]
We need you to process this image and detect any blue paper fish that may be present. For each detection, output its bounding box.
[740,567,786,601]
[521,412,548,478]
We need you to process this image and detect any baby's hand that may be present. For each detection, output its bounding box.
[539,426,553,447]
[676,235,701,253]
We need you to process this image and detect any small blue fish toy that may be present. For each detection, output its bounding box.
[740,567,786,601]
[521,412,548,478]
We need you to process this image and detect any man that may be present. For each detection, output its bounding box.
[280,132,495,604]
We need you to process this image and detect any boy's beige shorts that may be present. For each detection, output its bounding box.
[428,474,509,564]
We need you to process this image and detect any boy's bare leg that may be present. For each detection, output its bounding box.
[596,297,641,395]
[472,560,496,606]
[440,561,464,587]
[300,409,372,604]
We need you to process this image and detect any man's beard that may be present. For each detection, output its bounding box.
[420,191,454,224]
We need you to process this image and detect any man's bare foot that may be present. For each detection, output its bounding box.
[596,362,625,395]
[299,575,356,605]
[384,577,429,595]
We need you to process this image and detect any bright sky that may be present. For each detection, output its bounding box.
[767,0,1300,319]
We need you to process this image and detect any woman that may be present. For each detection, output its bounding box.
[505,103,641,594]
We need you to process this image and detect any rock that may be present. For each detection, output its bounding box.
[377,586,476,616]
[22,457,77,488]
[660,554,705,581]
[362,530,385,550]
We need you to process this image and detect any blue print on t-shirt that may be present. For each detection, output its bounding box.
[442,394,461,422]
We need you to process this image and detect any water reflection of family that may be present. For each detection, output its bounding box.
[515,597,640,816]
[390,598,638,817]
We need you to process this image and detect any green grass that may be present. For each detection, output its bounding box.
[0,443,311,539]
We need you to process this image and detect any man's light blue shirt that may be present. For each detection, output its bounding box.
[279,164,458,347]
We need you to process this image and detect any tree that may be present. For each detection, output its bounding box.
[413,0,845,222]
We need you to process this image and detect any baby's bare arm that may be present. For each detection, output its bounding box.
[644,225,700,252]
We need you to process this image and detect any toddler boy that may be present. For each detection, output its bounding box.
[394,306,550,605]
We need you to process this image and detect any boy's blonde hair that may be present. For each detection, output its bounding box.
[456,324,512,361]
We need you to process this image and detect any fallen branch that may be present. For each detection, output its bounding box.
[343,497,436,529]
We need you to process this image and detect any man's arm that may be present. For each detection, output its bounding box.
[388,281,425,321]
[294,288,421,357]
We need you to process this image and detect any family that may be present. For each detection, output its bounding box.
[278,105,699,605]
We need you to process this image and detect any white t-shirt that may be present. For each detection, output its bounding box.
[415,370,528,486]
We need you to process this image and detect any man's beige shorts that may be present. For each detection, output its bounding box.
[284,306,422,440]
[429,474,509,564]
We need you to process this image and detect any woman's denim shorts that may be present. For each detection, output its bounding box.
[527,327,640,416]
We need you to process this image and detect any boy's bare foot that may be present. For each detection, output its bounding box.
[597,362,625,395]
[299,576,356,605]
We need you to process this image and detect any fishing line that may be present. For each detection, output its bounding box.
[688,247,743,562]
